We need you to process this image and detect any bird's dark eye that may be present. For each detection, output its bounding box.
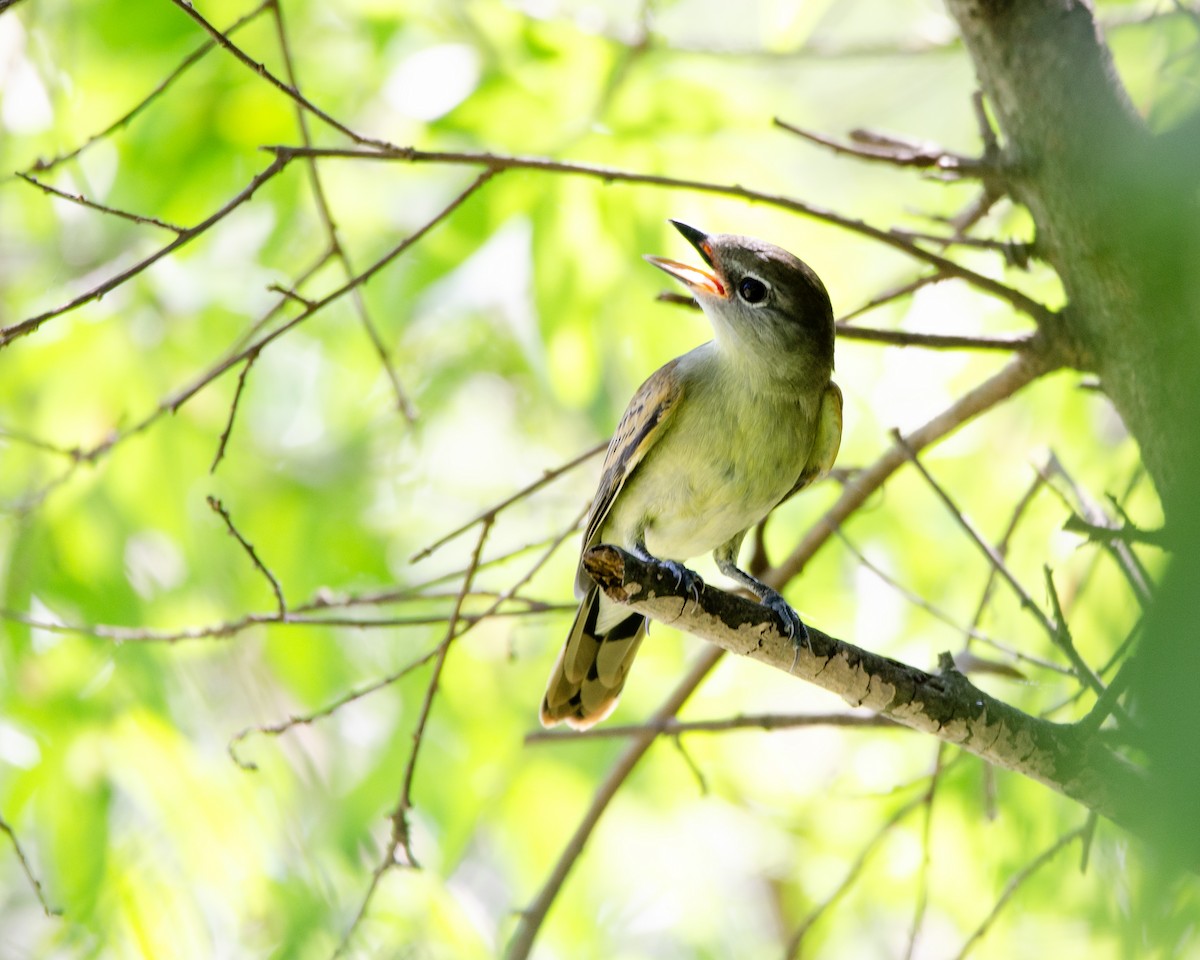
[738,276,769,304]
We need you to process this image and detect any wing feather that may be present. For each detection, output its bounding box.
[780,380,843,504]
[573,357,685,596]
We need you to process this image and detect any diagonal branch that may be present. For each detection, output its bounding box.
[0,155,290,349]
[265,144,1057,324]
[505,648,723,960]
[582,544,1149,837]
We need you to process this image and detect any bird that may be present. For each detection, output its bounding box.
[539,220,843,730]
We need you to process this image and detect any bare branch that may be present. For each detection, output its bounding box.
[0,155,290,349]
[965,459,1048,644]
[264,144,1056,325]
[336,518,493,955]
[16,173,185,233]
[837,324,1031,351]
[785,794,926,958]
[210,349,260,474]
[268,0,417,422]
[950,826,1087,960]
[1043,566,1106,697]
[411,441,605,561]
[892,430,1061,648]
[525,710,899,743]
[580,544,1149,835]
[506,648,723,960]
[167,0,394,150]
[17,0,273,177]
[0,812,59,917]
[774,117,995,178]
[206,496,287,617]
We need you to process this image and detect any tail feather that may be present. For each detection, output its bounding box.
[540,587,645,730]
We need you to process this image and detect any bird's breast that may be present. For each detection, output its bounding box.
[602,382,818,561]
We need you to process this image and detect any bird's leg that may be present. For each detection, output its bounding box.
[714,534,809,648]
[631,537,703,604]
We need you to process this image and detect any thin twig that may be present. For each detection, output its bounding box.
[16,173,186,233]
[837,325,1031,351]
[525,710,898,743]
[0,812,59,917]
[964,461,1048,647]
[411,441,606,561]
[265,144,1055,323]
[210,349,260,474]
[0,597,567,647]
[207,496,287,617]
[167,0,394,150]
[774,118,994,177]
[837,273,944,324]
[335,518,493,956]
[784,795,926,959]
[0,425,84,461]
[836,530,1070,675]
[1062,513,1169,549]
[950,826,1086,960]
[902,743,948,960]
[892,430,1060,646]
[505,648,723,960]
[1040,459,1156,605]
[396,517,489,858]
[0,155,290,348]
[18,0,273,177]
[228,644,440,770]
[1042,566,1105,696]
[269,0,417,422]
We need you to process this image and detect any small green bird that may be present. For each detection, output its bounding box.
[540,221,843,729]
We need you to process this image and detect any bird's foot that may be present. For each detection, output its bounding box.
[657,559,704,604]
[761,589,809,649]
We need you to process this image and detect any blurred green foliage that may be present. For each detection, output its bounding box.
[0,0,1194,957]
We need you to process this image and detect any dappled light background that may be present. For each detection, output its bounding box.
[0,0,1191,957]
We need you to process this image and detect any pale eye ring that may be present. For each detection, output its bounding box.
[738,276,769,304]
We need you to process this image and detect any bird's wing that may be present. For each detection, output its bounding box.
[574,357,685,596]
[781,379,843,504]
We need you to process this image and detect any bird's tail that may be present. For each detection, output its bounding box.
[540,586,645,729]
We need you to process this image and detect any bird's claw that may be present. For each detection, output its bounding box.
[763,590,809,649]
[659,559,704,604]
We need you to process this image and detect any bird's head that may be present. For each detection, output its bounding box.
[645,220,835,376]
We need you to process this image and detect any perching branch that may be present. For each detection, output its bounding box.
[580,544,1151,839]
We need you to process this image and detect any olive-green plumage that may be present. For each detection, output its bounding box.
[541,221,842,729]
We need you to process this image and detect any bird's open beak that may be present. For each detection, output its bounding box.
[644,220,726,297]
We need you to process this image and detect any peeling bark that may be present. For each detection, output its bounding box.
[584,545,1149,835]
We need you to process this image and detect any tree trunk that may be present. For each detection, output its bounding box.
[950,0,1200,871]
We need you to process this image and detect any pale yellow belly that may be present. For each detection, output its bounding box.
[601,396,816,561]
